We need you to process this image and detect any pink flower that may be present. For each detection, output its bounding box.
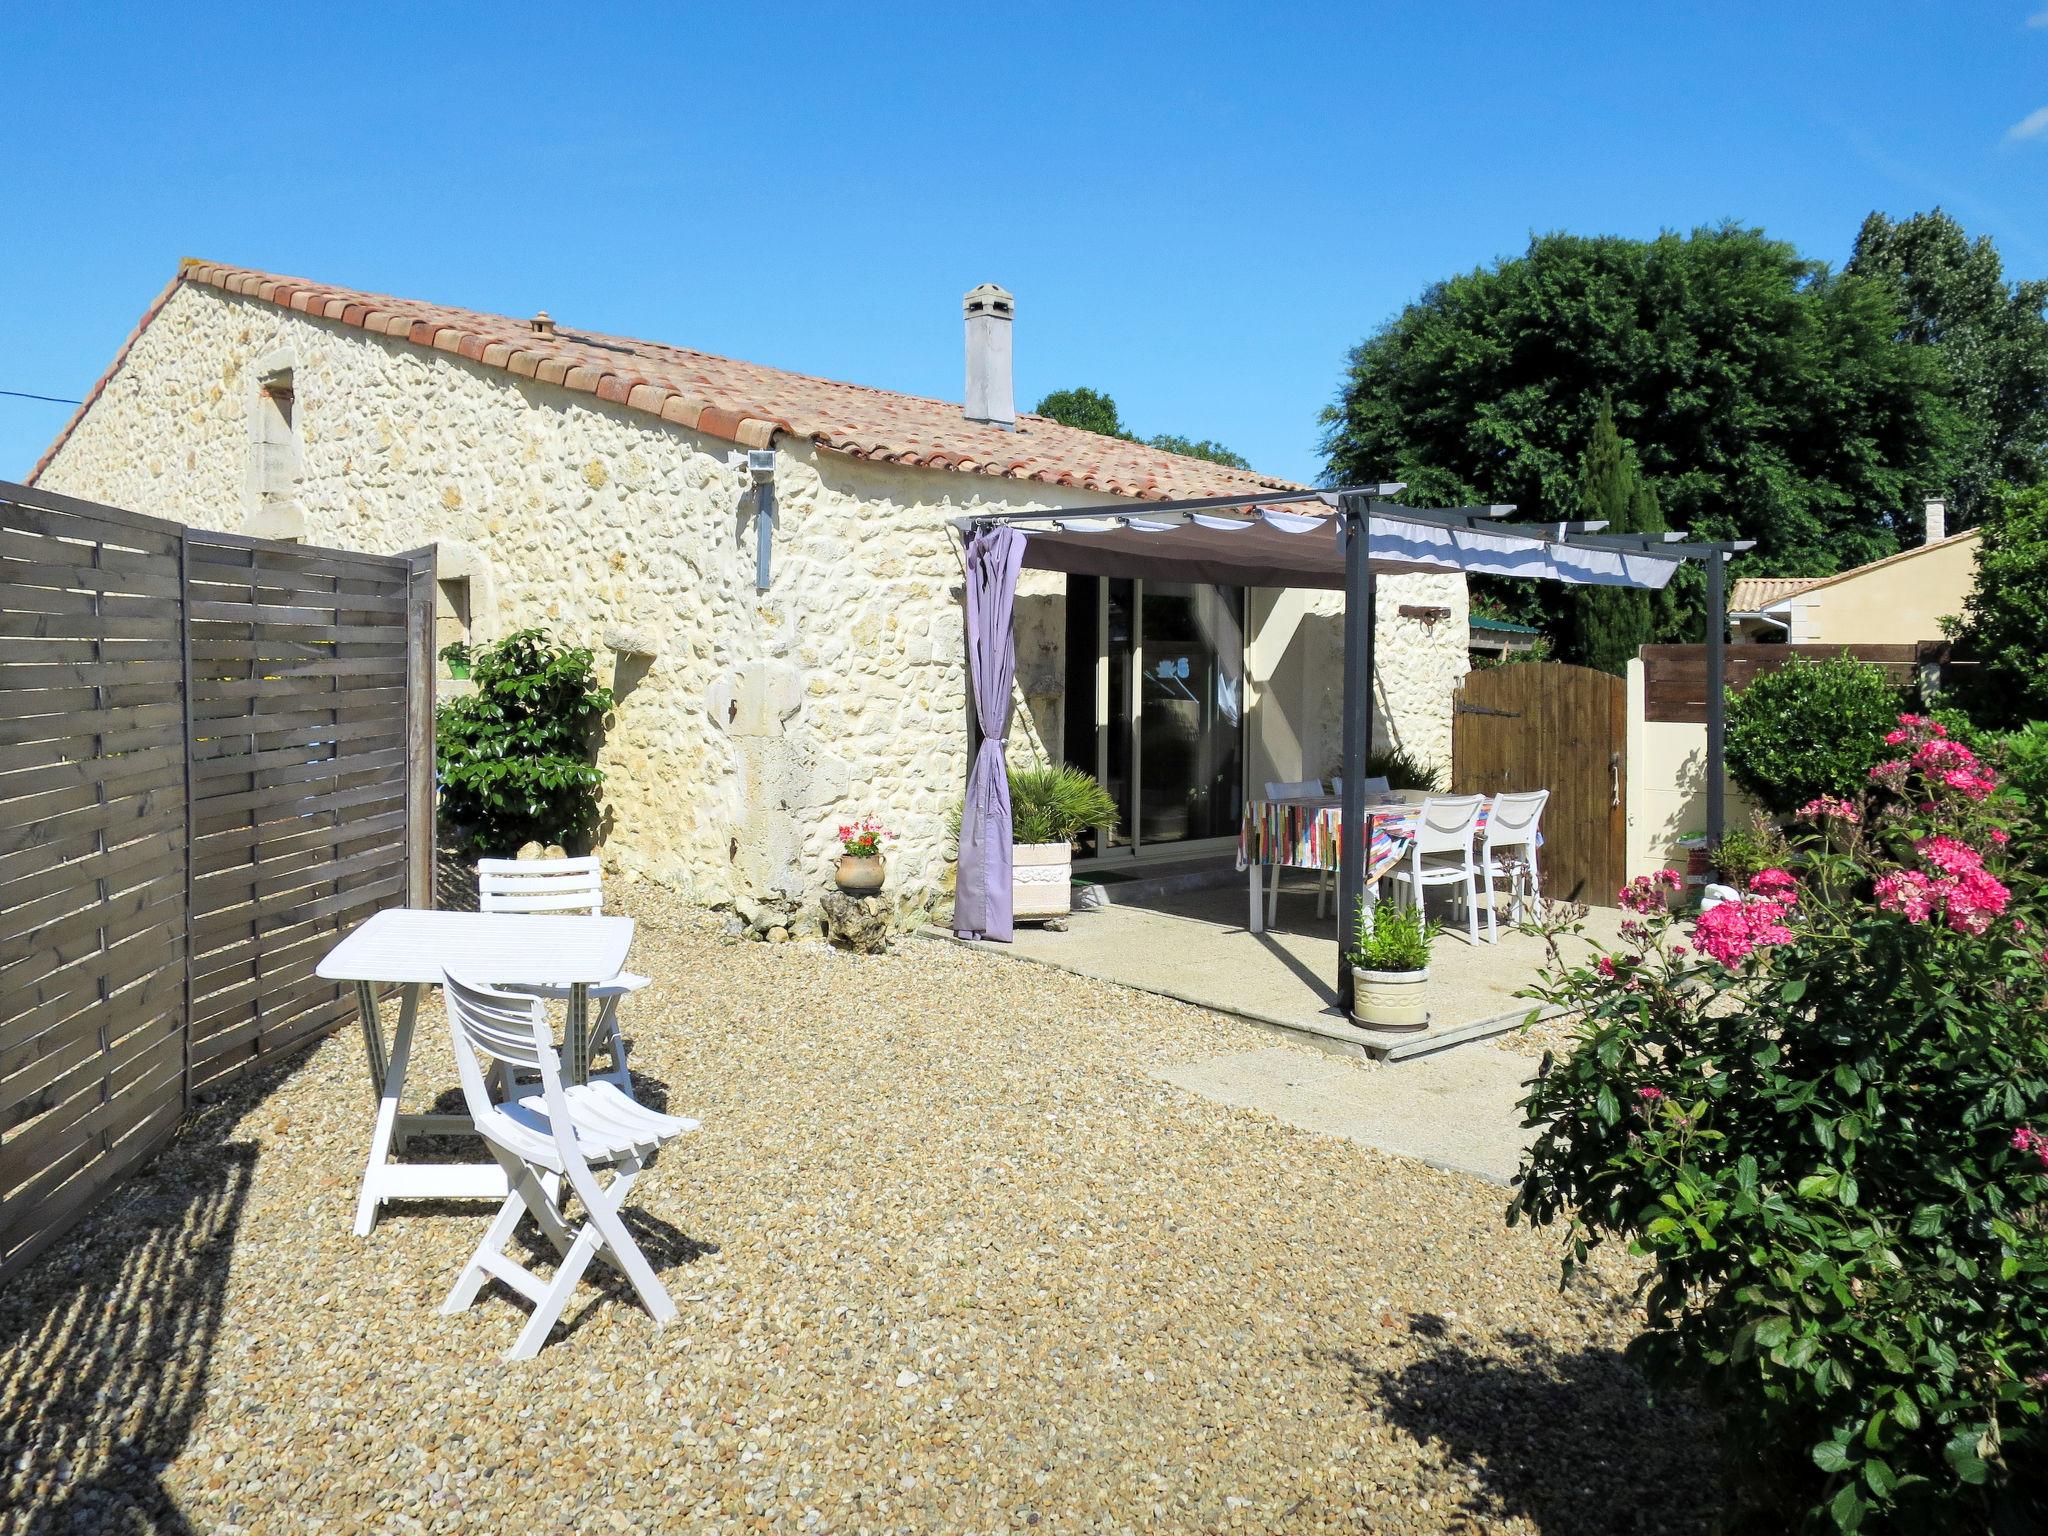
[1942,768,1998,801]
[1670,941,1690,958]
[1916,836,1983,878]
[1596,956,1618,979]
[2013,1126,2048,1170]
[1693,894,1795,967]
[1798,795,1860,824]
[1617,874,1673,915]
[1868,759,1910,791]
[1875,870,1936,925]
[1618,919,1649,944]
[1637,1086,1664,1103]
[1990,827,2012,847]
[1749,868,1799,902]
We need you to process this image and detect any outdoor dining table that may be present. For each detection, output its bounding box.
[1236,794,1504,935]
[316,907,634,1235]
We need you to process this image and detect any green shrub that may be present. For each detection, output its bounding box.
[1947,482,2048,731]
[436,629,613,855]
[1710,811,1795,888]
[1513,715,2048,1531]
[1998,722,2048,807]
[1008,765,1118,845]
[1349,899,1435,972]
[1726,655,1904,815]
[1327,746,1446,792]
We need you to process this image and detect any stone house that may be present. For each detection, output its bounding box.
[31,260,1468,930]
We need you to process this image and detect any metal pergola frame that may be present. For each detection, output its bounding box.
[963,485,1749,1006]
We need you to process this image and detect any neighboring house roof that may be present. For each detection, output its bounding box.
[32,260,1300,502]
[1468,614,1538,635]
[1729,530,1983,615]
[1728,576,1818,614]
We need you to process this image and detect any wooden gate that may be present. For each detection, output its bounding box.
[1451,663,1626,906]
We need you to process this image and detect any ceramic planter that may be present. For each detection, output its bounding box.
[835,853,886,895]
[1012,841,1072,920]
[1351,966,1430,1031]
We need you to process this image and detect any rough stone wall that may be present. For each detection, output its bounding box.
[37,279,1468,925]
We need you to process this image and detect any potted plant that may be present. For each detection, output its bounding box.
[834,817,891,895]
[1348,900,1436,1031]
[1009,766,1118,921]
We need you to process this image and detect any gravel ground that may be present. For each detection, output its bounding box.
[2,889,1722,1535]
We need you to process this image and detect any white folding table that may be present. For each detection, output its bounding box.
[317,908,635,1235]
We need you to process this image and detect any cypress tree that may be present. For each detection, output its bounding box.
[1559,398,1656,673]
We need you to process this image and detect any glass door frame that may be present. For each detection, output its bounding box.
[1071,576,1248,871]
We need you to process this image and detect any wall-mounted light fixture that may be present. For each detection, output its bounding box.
[749,449,777,592]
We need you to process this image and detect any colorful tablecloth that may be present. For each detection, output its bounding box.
[1237,798,1503,886]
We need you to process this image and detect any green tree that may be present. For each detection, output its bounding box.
[1559,397,1656,671]
[1034,389,1251,468]
[1847,209,2048,524]
[1321,226,1959,622]
[1947,482,2048,729]
[1145,433,1252,470]
[1032,387,1131,439]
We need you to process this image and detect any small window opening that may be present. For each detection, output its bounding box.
[252,367,302,538]
[437,577,473,680]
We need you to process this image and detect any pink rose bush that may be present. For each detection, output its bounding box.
[1513,714,2048,1529]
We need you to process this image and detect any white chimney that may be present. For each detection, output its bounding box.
[1924,497,1947,545]
[963,283,1015,430]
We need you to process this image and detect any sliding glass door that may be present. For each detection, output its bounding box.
[1064,576,1245,860]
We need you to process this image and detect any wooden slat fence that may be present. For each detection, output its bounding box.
[1639,642,1962,724]
[0,481,433,1278]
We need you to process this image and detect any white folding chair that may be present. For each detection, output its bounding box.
[1385,794,1487,944]
[1263,779,1330,925]
[1479,789,1548,940]
[1326,775,1391,797]
[477,857,646,1089]
[439,968,699,1359]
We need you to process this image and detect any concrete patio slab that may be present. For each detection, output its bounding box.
[1153,1043,1544,1184]
[981,879,1622,1060]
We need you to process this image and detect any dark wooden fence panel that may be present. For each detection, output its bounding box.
[1640,642,1958,724]
[0,481,432,1278]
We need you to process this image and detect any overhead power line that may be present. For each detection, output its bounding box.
[0,388,83,405]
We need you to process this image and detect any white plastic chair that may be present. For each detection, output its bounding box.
[1327,775,1391,797]
[1385,794,1487,944]
[1479,789,1548,940]
[478,857,646,1089]
[1263,779,1330,925]
[439,968,699,1359]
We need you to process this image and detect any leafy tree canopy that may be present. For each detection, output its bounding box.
[1033,389,1251,469]
[1947,481,2048,729]
[1032,386,1127,439]
[1145,433,1252,470]
[1321,225,1959,589]
[1847,209,2048,524]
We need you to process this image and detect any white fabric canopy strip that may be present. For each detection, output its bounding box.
[1013,505,1682,591]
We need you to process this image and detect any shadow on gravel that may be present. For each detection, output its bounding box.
[1322,1317,1726,1535]
[0,1096,264,1536]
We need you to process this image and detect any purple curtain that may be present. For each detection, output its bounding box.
[955,525,1024,941]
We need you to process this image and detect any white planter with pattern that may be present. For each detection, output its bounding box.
[1012,841,1072,920]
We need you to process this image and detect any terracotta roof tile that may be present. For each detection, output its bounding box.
[35,260,1300,502]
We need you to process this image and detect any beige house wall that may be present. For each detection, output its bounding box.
[36,280,1467,927]
[1782,531,1980,644]
[1624,659,1758,879]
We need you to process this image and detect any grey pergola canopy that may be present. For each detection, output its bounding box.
[963,487,1695,592]
[951,485,1746,1007]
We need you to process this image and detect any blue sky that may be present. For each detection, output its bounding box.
[2,2,2045,485]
